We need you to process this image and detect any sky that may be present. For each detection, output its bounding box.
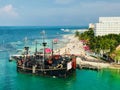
[0,0,120,26]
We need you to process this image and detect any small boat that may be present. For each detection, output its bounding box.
[61,29,70,32]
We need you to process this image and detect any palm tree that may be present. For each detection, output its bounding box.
[75,31,80,37]
[112,50,120,64]
[109,39,117,52]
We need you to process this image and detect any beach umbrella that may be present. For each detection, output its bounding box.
[45,48,52,53]
[53,38,58,44]
[83,46,90,51]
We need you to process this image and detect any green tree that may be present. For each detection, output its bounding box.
[75,28,120,62]
[75,31,80,37]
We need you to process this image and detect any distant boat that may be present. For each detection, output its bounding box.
[61,29,70,32]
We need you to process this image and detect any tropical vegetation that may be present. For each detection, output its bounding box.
[75,28,120,63]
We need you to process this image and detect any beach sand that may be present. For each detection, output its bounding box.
[54,34,120,69]
[54,34,85,56]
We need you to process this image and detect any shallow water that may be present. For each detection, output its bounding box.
[0,26,120,90]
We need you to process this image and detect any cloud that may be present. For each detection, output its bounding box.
[0,4,18,17]
[55,0,74,4]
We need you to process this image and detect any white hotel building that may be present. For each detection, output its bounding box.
[94,17,120,36]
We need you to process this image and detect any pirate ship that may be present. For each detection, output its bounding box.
[10,31,76,78]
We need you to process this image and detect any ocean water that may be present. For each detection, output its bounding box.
[0,26,120,90]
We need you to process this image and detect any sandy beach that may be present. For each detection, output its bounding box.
[54,34,120,69]
[54,34,85,55]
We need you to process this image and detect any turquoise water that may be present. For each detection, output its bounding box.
[0,26,120,90]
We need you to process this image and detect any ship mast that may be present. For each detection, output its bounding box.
[35,40,38,54]
[51,40,53,57]
[24,37,29,55]
[41,30,47,69]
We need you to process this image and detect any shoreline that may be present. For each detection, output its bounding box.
[54,34,120,70]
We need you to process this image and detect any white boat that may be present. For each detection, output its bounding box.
[61,29,70,32]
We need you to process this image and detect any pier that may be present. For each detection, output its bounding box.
[76,57,110,70]
[78,64,101,70]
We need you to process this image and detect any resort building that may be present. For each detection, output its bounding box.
[89,23,95,29]
[94,17,120,36]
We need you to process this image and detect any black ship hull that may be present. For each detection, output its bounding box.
[17,66,76,78]
[10,53,76,78]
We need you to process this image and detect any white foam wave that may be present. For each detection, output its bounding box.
[71,29,88,33]
[61,28,88,33]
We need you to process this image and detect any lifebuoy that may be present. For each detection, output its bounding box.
[56,64,63,69]
[48,60,52,64]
